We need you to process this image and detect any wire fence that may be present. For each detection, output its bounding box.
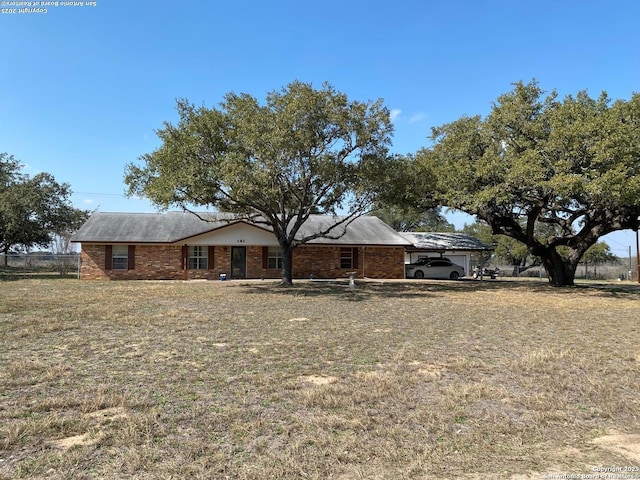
[488,262,637,282]
[0,254,81,279]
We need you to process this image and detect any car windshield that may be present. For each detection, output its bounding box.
[412,257,448,266]
[412,258,431,265]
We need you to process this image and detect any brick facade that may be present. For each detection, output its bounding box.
[292,245,406,279]
[79,244,406,280]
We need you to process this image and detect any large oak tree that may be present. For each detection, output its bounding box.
[416,81,640,286]
[125,81,393,285]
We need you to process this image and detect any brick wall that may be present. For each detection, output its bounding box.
[358,246,407,279]
[79,244,406,280]
[80,244,186,280]
[291,245,406,279]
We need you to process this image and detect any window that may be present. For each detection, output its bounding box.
[268,247,283,269]
[112,245,129,270]
[340,247,355,269]
[430,260,450,267]
[188,246,208,270]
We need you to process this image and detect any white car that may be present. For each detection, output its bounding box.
[406,257,465,280]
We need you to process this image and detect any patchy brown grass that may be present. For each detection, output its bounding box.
[0,279,639,479]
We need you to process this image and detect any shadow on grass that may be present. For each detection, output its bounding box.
[0,272,78,281]
[573,282,640,296]
[239,278,535,300]
[240,278,640,300]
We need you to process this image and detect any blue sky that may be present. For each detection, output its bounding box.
[1,0,639,258]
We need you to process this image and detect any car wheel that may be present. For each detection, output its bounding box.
[414,270,424,279]
[449,271,460,280]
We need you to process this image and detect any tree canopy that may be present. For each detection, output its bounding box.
[0,153,88,263]
[415,81,640,286]
[125,81,394,284]
[372,205,454,233]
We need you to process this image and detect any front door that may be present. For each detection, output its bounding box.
[231,247,246,279]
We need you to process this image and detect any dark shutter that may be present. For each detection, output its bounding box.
[181,246,188,270]
[262,246,269,269]
[208,246,215,269]
[105,245,112,270]
[353,247,359,269]
[128,245,136,270]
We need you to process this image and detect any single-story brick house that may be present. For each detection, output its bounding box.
[71,212,412,280]
[401,232,494,275]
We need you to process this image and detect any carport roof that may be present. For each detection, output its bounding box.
[401,232,493,251]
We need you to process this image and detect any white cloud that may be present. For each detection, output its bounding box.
[390,109,402,121]
[83,199,95,204]
[409,113,425,124]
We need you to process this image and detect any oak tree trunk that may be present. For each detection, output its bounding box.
[280,243,295,286]
[540,249,578,287]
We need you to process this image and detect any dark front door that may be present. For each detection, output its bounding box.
[231,247,246,279]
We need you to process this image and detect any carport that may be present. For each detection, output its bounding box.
[400,232,494,276]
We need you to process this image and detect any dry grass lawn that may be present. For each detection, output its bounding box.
[1,278,639,479]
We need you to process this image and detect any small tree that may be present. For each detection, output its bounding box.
[581,241,618,278]
[125,81,393,285]
[0,153,88,265]
[416,81,640,286]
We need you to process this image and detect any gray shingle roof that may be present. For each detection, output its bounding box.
[401,232,493,251]
[72,212,412,246]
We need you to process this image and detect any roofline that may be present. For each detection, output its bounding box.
[309,242,412,247]
[405,246,494,252]
[73,241,411,247]
[71,241,172,245]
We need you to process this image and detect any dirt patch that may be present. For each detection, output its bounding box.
[417,363,446,379]
[48,433,98,451]
[592,433,640,463]
[48,408,128,452]
[299,375,338,385]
